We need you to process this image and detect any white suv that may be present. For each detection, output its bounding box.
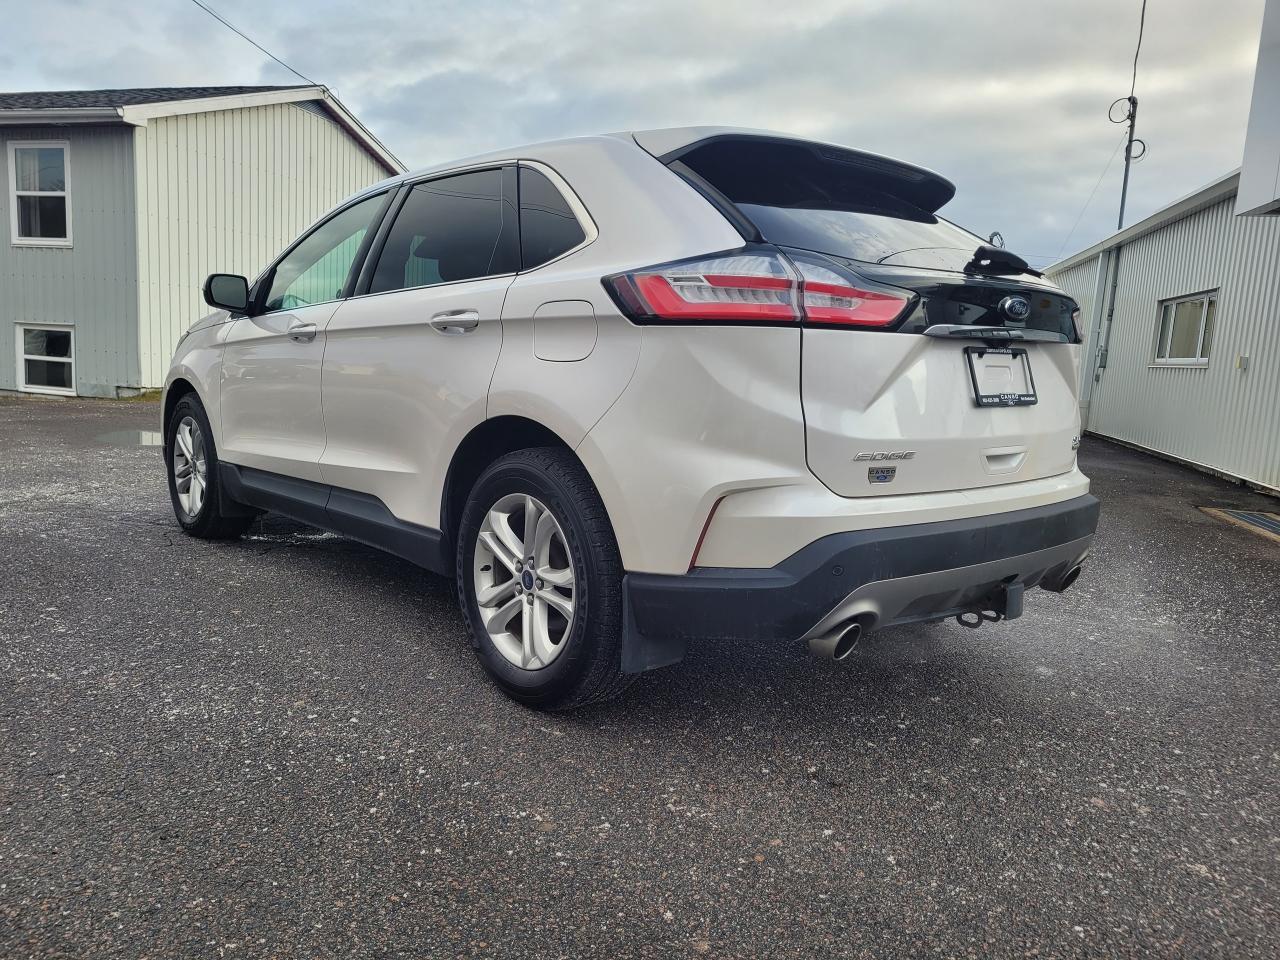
[164,128,1099,709]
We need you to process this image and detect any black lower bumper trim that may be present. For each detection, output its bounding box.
[621,494,1100,671]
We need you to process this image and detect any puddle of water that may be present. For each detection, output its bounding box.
[97,429,164,448]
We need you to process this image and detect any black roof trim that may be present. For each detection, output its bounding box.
[0,86,311,111]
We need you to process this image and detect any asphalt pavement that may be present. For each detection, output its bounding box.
[1,395,1277,959]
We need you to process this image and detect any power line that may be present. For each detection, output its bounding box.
[1054,135,1128,260]
[1129,0,1147,98]
[185,0,318,87]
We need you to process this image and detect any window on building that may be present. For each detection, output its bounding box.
[369,168,518,294]
[1154,291,1217,365]
[17,325,74,395]
[519,166,586,269]
[262,192,387,313]
[8,141,71,246]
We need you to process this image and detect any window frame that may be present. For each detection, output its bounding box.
[8,139,72,248]
[1152,289,1218,367]
[251,188,395,316]
[16,322,75,396]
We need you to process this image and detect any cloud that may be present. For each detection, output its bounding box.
[0,0,1265,263]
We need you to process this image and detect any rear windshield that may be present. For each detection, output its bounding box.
[675,139,983,272]
[742,204,981,272]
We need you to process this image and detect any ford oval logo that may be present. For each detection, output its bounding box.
[1000,295,1031,321]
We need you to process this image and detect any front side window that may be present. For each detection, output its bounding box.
[17,325,74,394]
[519,166,585,269]
[262,193,386,313]
[1154,290,1217,365]
[368,168,517,295]
[9,141,70,245]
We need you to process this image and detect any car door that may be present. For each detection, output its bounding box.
[319,166,518,530]
[219,191,390,482]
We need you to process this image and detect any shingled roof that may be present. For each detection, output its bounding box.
[0,86,309,111]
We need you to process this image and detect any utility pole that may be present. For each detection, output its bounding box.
[1117,95,1139,230]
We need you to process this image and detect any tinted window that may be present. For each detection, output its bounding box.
[264,193,386,312]
[519,167,585,269]
[370,169,517,294]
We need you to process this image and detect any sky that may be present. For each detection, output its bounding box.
[0,0,1266,268]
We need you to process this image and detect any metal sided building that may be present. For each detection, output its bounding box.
[0,85,403,398]
[1048,172,1280,496]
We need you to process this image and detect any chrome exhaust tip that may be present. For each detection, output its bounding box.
[808,621,863,661]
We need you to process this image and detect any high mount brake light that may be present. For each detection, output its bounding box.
[604,248,912,328]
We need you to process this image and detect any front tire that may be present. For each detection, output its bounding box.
[165,394,254,540]
[456,447,632,710]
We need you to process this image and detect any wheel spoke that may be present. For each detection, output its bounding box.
[541,588,574,620]
[478,531,520,575]
[476,576,518,607]
[481,594,523,633]
[522,496,541,558]
[531,597,560,663]
[490,507,528,562]
[520,599,534,667]
[177,422,194,460]
[537,564,573,588]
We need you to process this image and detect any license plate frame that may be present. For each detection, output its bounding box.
[964,346,1038,407]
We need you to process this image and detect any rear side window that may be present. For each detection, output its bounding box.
[676,139,981,273]
[519,167,585,269]
[369,168,517,294]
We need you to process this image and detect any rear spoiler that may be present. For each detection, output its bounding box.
[632,127,956,213]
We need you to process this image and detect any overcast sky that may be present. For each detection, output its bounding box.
[0,0,1266,266]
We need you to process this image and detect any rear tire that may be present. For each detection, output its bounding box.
[456,447,633,710]
[165,393,254,540]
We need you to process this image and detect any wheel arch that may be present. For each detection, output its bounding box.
[441,416,585,554]
[162,377,199,435]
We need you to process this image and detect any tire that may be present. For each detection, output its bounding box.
[165,393,254,540]
[456,447,633,710]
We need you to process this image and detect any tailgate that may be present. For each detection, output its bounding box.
[802,328,1081,497]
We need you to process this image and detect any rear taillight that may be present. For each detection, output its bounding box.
[791,257,913,328]
[604,249,799,324]
[604,246,913,328]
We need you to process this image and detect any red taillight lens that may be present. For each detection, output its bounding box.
[794,260,912,328]
[605,249,800,324]
[604,247,912,328]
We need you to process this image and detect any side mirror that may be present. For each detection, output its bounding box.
[203,273,250,313]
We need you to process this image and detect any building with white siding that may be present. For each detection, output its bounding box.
[1048,174,1279,495]
[0,85,403,397]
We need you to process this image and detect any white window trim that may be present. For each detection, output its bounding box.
[7,139,72,248]
[1152,289,1216,368]
[16,322,75,396]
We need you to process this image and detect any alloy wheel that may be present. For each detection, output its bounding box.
[172,415,208,519]
[473,493,576,669]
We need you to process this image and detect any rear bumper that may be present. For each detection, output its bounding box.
[620,494,1099,672]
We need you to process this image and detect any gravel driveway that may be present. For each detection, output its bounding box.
[1,396,1277,958]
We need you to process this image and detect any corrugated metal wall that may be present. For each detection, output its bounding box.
[1049,194,1280,492]
[133,102,393,387]
[0,125,139,396]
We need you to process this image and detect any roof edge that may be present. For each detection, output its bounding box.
[0,106,123,126]
[119,86,403,176]
[1048,169,1240,275]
